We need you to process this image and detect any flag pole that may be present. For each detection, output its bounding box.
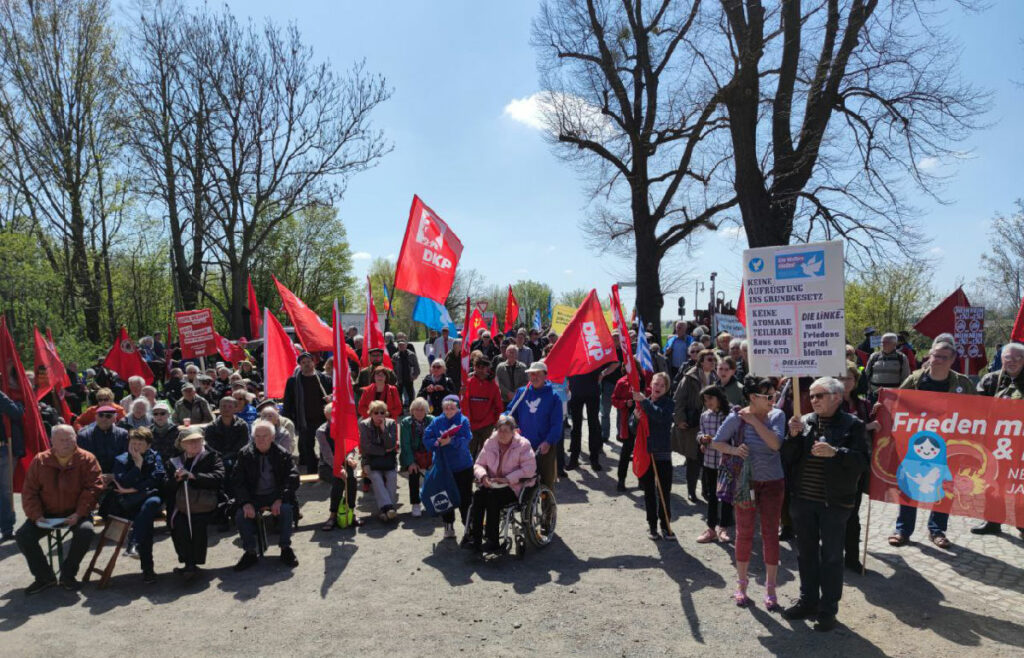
[651,458,672,537]
[861,497,872,575]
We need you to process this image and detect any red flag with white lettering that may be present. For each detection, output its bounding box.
[505,286,520,333]
[393,195,464,304]
[611,285,650,477]
[214,331,247,363]
[544,290,618,383]
[361,277,394,369]
[103,327,154,384]
[263,308,297,399]
[274,276,333,352]
[331,300,360,476]
[1,318,50,492]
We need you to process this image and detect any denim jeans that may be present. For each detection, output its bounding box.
[235,495,294,553]
[369,469,398,512]
[16,517,95,581]
[110,495,163,572]
[895,505,948,537]
[0,446,15,536]
[791,498,853,617]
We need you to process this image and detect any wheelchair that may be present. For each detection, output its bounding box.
[495,477,557,560]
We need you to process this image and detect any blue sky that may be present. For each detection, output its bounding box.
[219,0,1024,315]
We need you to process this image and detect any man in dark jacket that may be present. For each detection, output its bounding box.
[282,352,332,474]
[861,333,910,401]
[77,406,129,474]
[391,336,421,409]
[232,420,300,571]
[781,377,868,632]
[204,397,250,465]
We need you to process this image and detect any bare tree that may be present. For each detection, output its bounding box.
[979,200,1024,311]
[193,8,391,337]
[533,0,987,338]
[0,0,123,342]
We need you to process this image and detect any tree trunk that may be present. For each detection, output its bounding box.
[634,216,663,346]
[70,194,101,342]
[230,265,248,339]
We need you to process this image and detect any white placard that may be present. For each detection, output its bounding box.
[741,240,846,377]
[713,313,746,339]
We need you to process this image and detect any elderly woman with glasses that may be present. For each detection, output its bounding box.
[418,359,456,416]
[673,349,720,502]
[713,374,787,611]
[423,395,474,541]
[359,400,400,522]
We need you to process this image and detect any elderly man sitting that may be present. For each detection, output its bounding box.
[16,425,103,594]
[781,377,869,632]
[232,420,300,571]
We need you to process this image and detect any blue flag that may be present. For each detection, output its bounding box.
[412,296,459,334]
[635,315,654,374]
[532,309,542,332]
[546,294,552,321]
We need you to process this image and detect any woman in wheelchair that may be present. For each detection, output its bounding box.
[468,415,536,553]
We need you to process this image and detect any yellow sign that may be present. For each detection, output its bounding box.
[550,304,615,335]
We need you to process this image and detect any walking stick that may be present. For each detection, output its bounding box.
[862,497,872,575]
[171,457,193,539]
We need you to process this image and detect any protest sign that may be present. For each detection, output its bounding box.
[713,313,746,339]
[551,304,615,336]
[175,309,217,358]
[870,389,1024,527]
[741,240,845,377]
[953,305,985,371]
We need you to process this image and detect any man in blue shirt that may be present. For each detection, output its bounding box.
[507,362,563,488]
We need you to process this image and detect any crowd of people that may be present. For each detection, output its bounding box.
[1,317,1021,633]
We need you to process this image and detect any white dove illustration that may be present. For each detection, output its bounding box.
[526,398,541,414]
[800,255,824,277]
[908,467,940,494]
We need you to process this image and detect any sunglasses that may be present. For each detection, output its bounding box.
[809,392,831,400]
[152,411,168,416]
[97,412,115,418]
[371,411,387,416]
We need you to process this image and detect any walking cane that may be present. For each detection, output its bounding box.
[171,457,193,539]
[652,457,673,536]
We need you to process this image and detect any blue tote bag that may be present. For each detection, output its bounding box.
[419,446,461,516]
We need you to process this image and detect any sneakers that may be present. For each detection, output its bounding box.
[696,528,717,543]
[662,529,676,540]
[25,579,56,595]
[647,528,660,540]
[970,521,1002,535]
[782,599,819,621]
[411,503,422,518]
[443,522,456,539]
[124,544,139,560]
[814,615,838,632]
[280,547,298,568]
[58,576,81,592]
[233,551,259,572]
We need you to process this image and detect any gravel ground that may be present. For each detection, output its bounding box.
[2,353,1022,657]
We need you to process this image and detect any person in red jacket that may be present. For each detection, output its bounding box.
[461,357,504,458]
[611,370,651,492]
[357,367,403,421]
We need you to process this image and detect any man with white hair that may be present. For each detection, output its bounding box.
[16,425,103,593]
[231,420,300,571]
[119,375,146,409]
[862,333,910,401]
[782,377,869,632]
[971,342,1024,537]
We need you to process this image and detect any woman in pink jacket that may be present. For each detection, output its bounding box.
[468,415,537,553]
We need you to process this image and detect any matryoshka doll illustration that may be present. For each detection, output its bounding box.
[897,430,953,504]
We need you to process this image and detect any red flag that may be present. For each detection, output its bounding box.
[1011,295,1024,344]
[361,277,394,369]
[103,327,154,385]
[1,317,50,492]
[32,328,73,422]
[247,276,262,340]
[489,313,498,338]
[274,275,333,352]
[612,285,650,478]
[505,286,520,333]
[331,300,360,476]
[913,287,986,374]
[394,195,464,303]
[468,308,485,342]
[544,289,618,383]
[263,308,297,399]
[736,283,746,327]
[460,297,472,388]
[214,331,247,363]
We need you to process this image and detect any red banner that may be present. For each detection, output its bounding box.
[331,300,360,476]
[263,308,298,399]
[361,277,394,369]
[175,309,218,359]
[913,287,987,374]
[247,276,262,340]
[274,276,332,352]
[611,285,650,478]
[1,317,50,492]
[870,389,1024,527]
[544,289,618,383]
[505,286,520,333]
[214,331,247,363]
[103,327,155,384]
[393,195,464,303]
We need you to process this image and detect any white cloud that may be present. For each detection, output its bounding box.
[929,246,945,256]
[917,156,941,171]
[503,91,611,139]
[352,251,371,260]
[563,269,574,275]
[718,225,743,239]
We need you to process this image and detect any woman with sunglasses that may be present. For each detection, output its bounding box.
[672,349,720,502]
[149,402,180,461]
[713,375,787,610]
[359,400,400,522]
[418,360,456,416]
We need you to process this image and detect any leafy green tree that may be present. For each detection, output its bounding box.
[557,288,588,309]
[844,263,935,349]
